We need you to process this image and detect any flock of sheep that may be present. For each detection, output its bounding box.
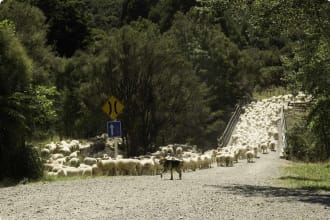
[41,93,311,179]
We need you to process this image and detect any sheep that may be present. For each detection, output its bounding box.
[139,157,156,175]
[116,158,140,176]
[233,149,240,163]
[92,164,102,176]
[216,154,226,167]
[260,143,268,154]
[40,148,50,158]
[175,146,183,158]
[46,171,58,177]
[203,149,217,164]
[153,157,162,175]
[58,146,71,156]
[199,154,212,169]
[69,157,80,167]
[96,158,117,176]
[51,153,64,160]
[103,154,110,160]
[225,153,234,167]
[245,150,255,163]
[68,140,80,152]
[56,157,68,165]
[269,140,277,151]
[83,157,97,166]
[69,151,79,159]
[252,146,259,158]
[78,164,93,176]
[45,142,57,153]
[159,145,174,157]
[51,164,64,173]
[44,163,57,172]
[182,158,192,172]
[57,167,81,177]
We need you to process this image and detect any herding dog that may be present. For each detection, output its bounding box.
[159,157,183,180]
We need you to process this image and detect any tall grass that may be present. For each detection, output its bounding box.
[279,162,330,191]
[253,86,289,100]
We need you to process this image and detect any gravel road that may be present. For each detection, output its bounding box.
[0,151,329,220]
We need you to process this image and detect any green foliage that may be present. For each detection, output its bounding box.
[279,0,330,161]
[285,99,330,162]
[28,86,59,140]
[307,97,330,160]
[31,0,91,57]
[0,23,43,181]
[121,0,155,24]
[0,22,32,95]
[166,11,255,109]
[0,0,328,162]
[0,0,57,85]
[149,0,197,31]
[286,121,315,161]
[86,0,123,30]
[59,19,212,155]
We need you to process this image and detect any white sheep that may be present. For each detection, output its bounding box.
[96,158,117,176]
[216,154,226,167]
[260,142,268,154]
[83,157,97,166]
[269,139,277,151]
[40,148,50,158]
[116,158,140,176]
[51,153,64,160]
[69,157,80,167]
[245,150,255,163]
[45,142,57,153]
[57,167,81,177]
[139,157,156,175]
[69,151,79,159]
[78,164,93,176]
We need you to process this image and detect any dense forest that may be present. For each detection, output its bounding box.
[0,0,329,181]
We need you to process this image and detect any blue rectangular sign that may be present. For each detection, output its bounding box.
[107,121,122,138]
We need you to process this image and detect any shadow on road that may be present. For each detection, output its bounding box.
[205,184,330,207]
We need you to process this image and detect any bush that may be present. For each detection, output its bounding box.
[285,121,325,162]
[0,142,43,183]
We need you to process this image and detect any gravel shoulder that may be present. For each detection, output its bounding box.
[0,151,329,220]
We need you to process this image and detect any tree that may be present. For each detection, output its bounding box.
[165,12,258,144]
[0,0,59,85]
[61,19,212,156]
[149,0,197,31]
[274,0,330,160]
[0,20,42,181]
[31,0,91,57]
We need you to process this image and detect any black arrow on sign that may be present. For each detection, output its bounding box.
[114,101,118,114]
[108,101,112,115]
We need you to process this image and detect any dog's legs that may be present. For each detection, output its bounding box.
[160,168,165,179]
[170,167,173,180]
[176,167,182,180]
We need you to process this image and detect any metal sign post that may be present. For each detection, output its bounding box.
[107,121,122,158]
[103,96,124,159]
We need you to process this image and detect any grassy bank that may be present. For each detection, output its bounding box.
[252,86,289,100]
[279,162,330,191]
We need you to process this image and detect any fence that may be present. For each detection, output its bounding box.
[217,98,250,148]
[288,101,313,112]
[278,106,287,158]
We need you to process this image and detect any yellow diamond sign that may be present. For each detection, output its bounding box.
[102,96,124,120]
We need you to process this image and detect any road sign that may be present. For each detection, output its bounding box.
[102,96,124,120]
[107,121,122,138]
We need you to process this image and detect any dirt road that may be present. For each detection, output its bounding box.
[0,151,329,220]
